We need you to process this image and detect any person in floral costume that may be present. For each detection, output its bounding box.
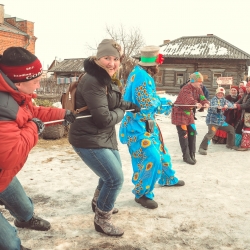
[119,46,184,210]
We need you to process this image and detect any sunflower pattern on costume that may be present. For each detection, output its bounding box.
[119,65,179,200]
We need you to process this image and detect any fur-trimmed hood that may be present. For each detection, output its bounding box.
[83,57,111,87]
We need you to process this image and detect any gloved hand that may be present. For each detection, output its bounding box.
[32,118,45,135]
[130,103,141,113]
[119,101,140,113]
[167,101,174,107]
[64,110,76,124]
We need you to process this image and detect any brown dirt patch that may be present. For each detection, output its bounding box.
[37,137,69,148]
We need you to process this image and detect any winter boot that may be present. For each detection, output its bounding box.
[226,145,248,151]
[190,152,197,163]
[164,180,185,187]
[198,148,207,155]
[177,127,196,165]
[21,246,31,250]
[135,195,158,209]
[94,207,124,236]
[91,189,119,214]
[183,153,196,165]
[14,214,50,231]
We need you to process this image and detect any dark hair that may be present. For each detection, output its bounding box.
[141,65,159,76]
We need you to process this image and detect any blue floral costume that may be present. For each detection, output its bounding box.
[119,65,179,200]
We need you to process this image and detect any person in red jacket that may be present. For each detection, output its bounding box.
[0,47,75,250]
[171,72,210,165]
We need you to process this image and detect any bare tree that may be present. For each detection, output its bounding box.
[106,25,145,81]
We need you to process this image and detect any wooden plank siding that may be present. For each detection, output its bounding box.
[154,35,250,97]
[156,59,247,97]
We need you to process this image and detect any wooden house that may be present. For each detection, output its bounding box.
[156,34,250,96]
[48,58,85,82]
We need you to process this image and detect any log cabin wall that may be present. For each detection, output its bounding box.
[157,58,247,98]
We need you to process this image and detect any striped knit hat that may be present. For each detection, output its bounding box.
[0,47,42,83]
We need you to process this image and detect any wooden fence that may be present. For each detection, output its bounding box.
[36,78,68,102]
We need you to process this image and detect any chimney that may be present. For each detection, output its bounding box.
[207,34,213,36]
[163,39,170,44]
[0,4,4,24]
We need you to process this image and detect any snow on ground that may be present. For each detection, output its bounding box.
[1,94,250,250]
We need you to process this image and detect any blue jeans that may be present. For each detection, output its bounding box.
[73,147,124,212]
[0,177,34,250]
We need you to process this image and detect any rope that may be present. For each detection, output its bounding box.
[43,104,233,125]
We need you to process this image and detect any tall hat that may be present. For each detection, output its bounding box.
[138,46,164,66]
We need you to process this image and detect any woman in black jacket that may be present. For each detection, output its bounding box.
[69,39,140,236]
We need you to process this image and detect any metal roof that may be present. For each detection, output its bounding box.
[48,58,85,73]
[160,35,250,60]
[0,21,28,36]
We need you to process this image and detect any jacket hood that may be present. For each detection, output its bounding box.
[0,70,36,105]
[84,57,111,86]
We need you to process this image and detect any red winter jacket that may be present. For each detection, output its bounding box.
[0,72,66,192]
[171,83,209,125]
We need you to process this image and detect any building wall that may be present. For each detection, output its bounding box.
[5,18,34,36]
[157,59,247,97]
[0,30,36,54]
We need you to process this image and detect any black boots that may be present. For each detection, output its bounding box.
[183,153,196,165]
[14,214,50,231]
[190,152,196,163]
[135,195,158,209]
[21,246,31,250]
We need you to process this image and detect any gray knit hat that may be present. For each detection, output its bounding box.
[96,39,122,59]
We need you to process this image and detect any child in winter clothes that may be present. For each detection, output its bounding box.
[198,87,247,155]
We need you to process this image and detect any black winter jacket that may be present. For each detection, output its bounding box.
[236,93,250,113]
[69,58,124,150]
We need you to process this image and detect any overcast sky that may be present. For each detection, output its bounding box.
[1,0,250,69]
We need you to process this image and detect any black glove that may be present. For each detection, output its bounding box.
[64,110,76,124]
[32,118,45,135]
[167,101,174,107]
[130,103,141,113]
[119,101,141,113]
[217,108,222,113]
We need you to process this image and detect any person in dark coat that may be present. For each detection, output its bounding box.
[69,39,140,237]
[234,81,250,149]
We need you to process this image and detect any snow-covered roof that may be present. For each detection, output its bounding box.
[160,35,250,60]
[48,58,85,73]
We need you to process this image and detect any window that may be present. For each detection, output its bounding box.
[154,70,163,85]
[213,73,222,86]
[210,69,225,86]
[176,73,184,85]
